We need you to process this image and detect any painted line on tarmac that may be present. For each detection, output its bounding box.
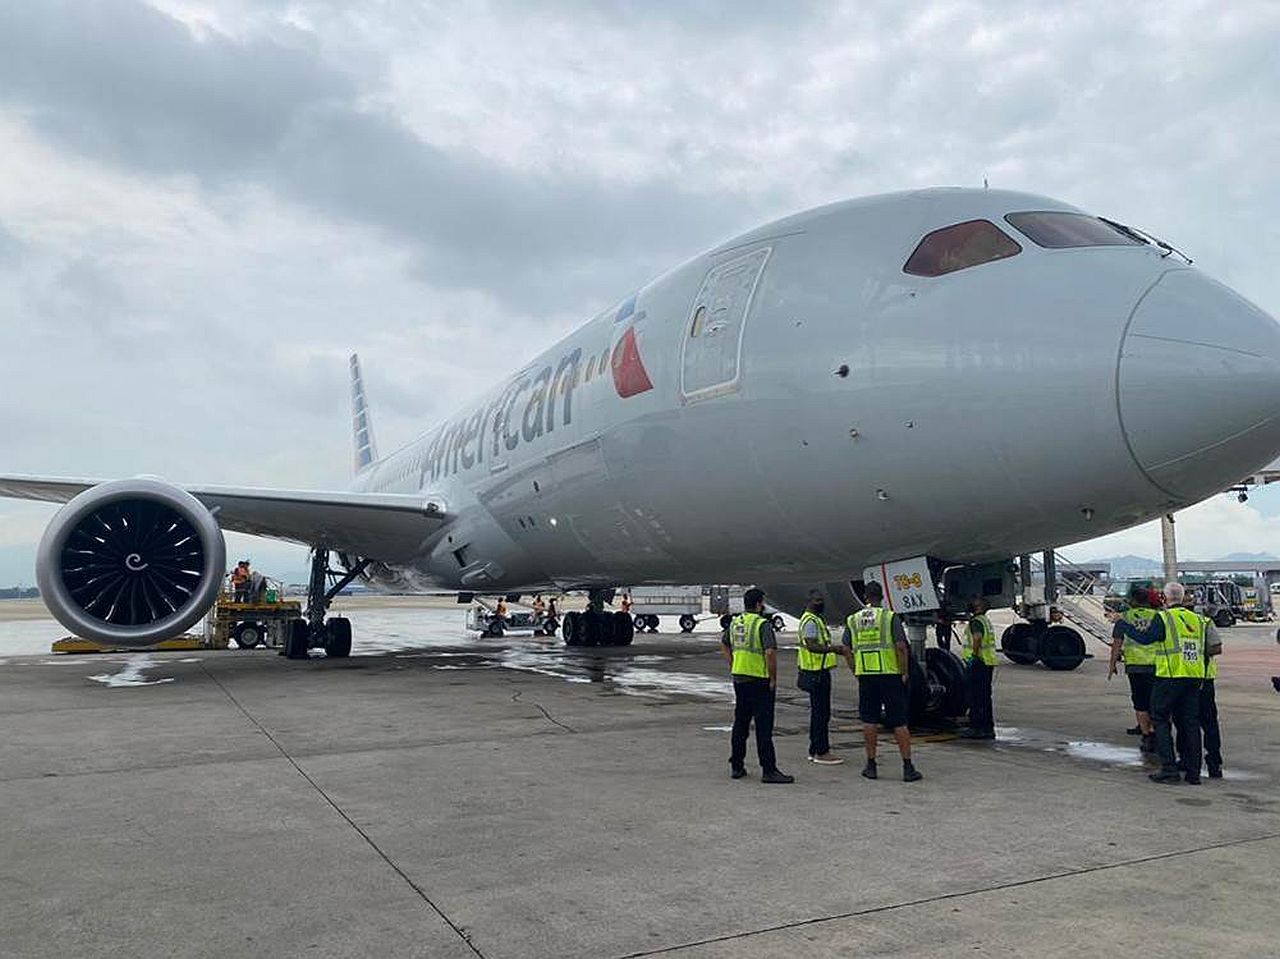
[617,830,1280,958]
[198,661,488,959]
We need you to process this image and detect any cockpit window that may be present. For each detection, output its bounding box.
[1004,211,1144,249]
[903,220,1021,277]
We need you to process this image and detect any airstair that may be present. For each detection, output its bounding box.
[1029,552,1112,648]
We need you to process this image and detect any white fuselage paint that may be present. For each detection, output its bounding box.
[349,188,1280,603]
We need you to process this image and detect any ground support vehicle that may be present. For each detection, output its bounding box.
[205,590,304,650]
[708,586,786,632]
[466,599,558,638]
[625,586,703,633]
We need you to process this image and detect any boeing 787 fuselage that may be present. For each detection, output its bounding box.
[6,188,1280,654]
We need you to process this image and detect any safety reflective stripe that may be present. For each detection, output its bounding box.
[797,611,835,672]
[847,607,899,676]
[730,612,769,678]
[1122,608,1159,667]
[1155,608,1206,680]
[1200,611,1218,680]
[961,614,998,666]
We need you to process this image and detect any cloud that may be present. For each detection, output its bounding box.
[1,0,1279,588]
[0,1,753,310]
[0,222,21,264]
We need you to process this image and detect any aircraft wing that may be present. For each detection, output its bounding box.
[0,474,447,562]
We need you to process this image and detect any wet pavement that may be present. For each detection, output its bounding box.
[1,603,1279,957]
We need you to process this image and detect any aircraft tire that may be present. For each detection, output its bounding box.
[1000,622,1039,665]
[1040,625,1085,671]
[614,611,635,646]
[679,614,696,633]
[925,647,967,717]
[325,617,352,658]
[906,655,930,727]
[719,614,733,631]
[633,613,647,630]
[232,622,263,649]
[646,614,660,632]
[1214,609,1235,629]
[285,619,310,659]
[562,612,582,646]
[771,614,785,632]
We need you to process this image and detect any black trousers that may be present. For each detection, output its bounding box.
[1201,681,1222,769]
[730,678,778,773]
[1184,680,1222,769]
[1151,678,1201,776]
[967,661,994,733]
[806,669,832,756]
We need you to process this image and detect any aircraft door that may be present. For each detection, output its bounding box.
[680,247,770,402]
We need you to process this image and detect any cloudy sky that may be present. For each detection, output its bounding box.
[1,0,1279,584]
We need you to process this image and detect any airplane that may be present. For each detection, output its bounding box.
[4,187,1280,697]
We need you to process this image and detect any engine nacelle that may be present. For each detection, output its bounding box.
[36,479,226,647]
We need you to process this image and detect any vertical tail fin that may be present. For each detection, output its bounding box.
[350,353,379,474]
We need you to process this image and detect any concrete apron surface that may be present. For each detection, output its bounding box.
[1,633,1278,959]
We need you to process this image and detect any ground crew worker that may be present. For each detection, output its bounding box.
[720,588,793,784]
[532,595,546,616]
[842,582,922,782]
[1172,589,1224,778]
[1110,581,1206,784]
[1108,584,1157,754]
[959,597,997,739]
[797,589,848,765]
[620,593,632,615]
[230,561,250,603]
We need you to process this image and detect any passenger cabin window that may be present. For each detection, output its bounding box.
[1005,211,1144,249]
[903,220,1021,277]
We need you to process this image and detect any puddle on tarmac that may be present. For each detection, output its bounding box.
[1061,741,1147,767]
[87,654,175,688]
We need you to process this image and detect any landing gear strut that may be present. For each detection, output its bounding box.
[284,545,367,659]
[561,589,634,648]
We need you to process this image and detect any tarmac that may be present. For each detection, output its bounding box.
[1,607,1279,958]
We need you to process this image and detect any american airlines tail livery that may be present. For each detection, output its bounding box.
[5,188,1280,659]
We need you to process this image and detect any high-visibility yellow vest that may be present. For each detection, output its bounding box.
[729,612,769,679]
[1205,613,1218,680]
[846,606,899,676]
[962,613,998,666]
[1155,608,1206,680]
[797,611,836,672]
[1122,607,1158,668]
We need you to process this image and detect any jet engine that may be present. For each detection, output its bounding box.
[35,478,226,647]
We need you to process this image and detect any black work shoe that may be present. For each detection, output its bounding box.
[1126,725,1142,736]
[902,762,923,783]
[861,761,878,780]
[761,769,794,784]
[958,728,983,739]
[1184,773,1202,785]
[1207,765,1223,779]
[1149,770,1182,784]
[730,766,746,780]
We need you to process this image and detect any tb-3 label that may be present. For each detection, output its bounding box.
[863,557,941,612]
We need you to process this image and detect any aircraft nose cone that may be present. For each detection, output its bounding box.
[1118,270,1280,500]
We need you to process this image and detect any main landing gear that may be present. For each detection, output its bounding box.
[999,621,1087,671]
[283,545,367,660]
[561,589,635,648]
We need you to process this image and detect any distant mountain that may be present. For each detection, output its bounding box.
[1215,552,1280,562]
[1084,554,1161,578]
